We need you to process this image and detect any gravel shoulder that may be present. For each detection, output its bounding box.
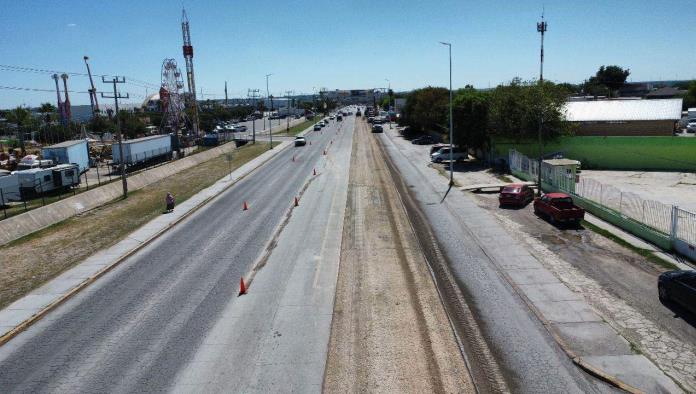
[323,121,474,393]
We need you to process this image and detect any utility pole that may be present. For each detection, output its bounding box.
[248,88,260,143]
[440,41,454,187]
[224,81,228,106]
[101,76,129,198]
[285,90,293,134]
[266,73,273,149]
[536,13,548,196]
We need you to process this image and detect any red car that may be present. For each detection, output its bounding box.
[533,192,585,225]
[498,184,534,207]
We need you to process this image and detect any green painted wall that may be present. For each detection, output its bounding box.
[493,136,696,171]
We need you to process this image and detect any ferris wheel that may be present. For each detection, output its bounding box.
[160,58,186,133]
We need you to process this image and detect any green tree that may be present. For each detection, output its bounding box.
[5,106,33,127]
[683,80,696,110]
[401,86,449,134]
[489,78,572,142]
[452,87,490,149]
[588,65,630,97]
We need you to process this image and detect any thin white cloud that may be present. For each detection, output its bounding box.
[67,23,77,27]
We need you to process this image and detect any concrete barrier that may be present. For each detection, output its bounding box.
[0,142,239,246]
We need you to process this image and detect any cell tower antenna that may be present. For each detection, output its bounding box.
[182,8,201,135]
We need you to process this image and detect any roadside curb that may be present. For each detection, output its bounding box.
[0,141,292,348]
[496,265,644,394]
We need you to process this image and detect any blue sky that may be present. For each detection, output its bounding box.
[1,0,695,108]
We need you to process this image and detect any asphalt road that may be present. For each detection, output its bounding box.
[377,125,615,393]
[0,116,351,392]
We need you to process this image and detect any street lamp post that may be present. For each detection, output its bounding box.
[536,15,548,196]
[385,78,391,128]
[440,41,454,187]
[266,73,273,149]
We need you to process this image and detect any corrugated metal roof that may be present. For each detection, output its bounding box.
[564,99,683,122]
[44,139,87,149]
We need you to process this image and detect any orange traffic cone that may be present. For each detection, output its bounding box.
[294,196,299,207]
[243,201,249,210]
[239,277,247,295]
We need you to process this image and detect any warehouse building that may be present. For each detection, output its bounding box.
[564,98,682,136]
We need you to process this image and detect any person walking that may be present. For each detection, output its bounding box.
[165,192,175,213]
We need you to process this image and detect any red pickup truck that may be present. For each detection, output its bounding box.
[533,193,585,225]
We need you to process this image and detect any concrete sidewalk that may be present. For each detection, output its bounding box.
[381,127,684,393]
[0,139,293,345]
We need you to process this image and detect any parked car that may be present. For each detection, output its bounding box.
[658,270,696,314]
[372,124,383,133]
[412,135,435,145]
[499,184,535,207]
[336,115,343,121]
[430,147,467,163]
[294,136,307,146]
[533,193,585,225]
[234,124,247,132]
[314,124,322,131]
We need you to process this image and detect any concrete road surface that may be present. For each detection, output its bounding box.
[377,124,616,393]
[0,117,352,392]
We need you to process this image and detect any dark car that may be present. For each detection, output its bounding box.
[499,184,534,207]
[412,135,435,145]
[367,117,374,124]
[659,270,696,315]
[372,124,383,133]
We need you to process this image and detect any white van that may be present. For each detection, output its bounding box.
[430,147,468,163]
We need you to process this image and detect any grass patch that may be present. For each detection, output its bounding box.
[273,117,319,136]
[0,142,279,310]
[581,219,678,270]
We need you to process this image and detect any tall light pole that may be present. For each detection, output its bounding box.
[536,14,547,196]
[385,78,391,128]
[440,41,454,187]
[266,73,273,149]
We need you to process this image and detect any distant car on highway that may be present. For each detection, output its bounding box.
[294,136,307,146]
[372,124,383,133]
[533,193,584,225]
[329,115,335,120]
[233,124,247,132]
[430,147,467,163]
[658,270,696,314]
[499,184,534,207]
[411,135,435,145]
[367,116,374,124]
[314,124,322,131]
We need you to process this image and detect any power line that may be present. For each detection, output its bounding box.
[0,64,160,89]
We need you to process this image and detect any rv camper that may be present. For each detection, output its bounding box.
[16,164,80,198]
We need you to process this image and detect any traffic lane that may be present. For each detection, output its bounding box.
[0,119,347,392]
[172,116,354,392]
[376,129,613,393]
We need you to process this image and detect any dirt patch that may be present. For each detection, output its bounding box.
[0,143,277,310]
[323,120,474,393]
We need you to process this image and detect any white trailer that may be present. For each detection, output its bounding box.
[16,164,80,197]
[0,172,21,204]
[112,135,172,166]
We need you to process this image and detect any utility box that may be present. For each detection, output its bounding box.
[42,139,90,174]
